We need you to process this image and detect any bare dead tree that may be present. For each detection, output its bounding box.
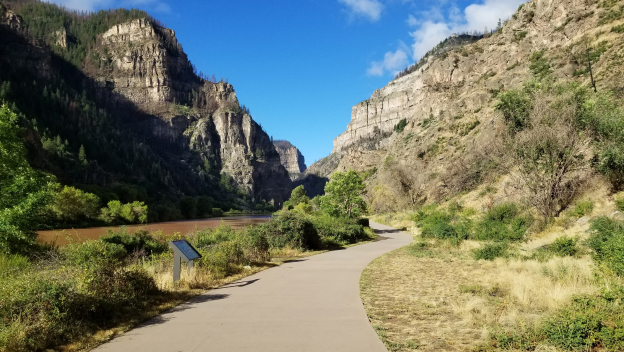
[509,95,592,219]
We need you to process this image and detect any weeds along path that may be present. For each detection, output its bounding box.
[93,222,413,352]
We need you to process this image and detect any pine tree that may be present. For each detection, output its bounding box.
[78,144,88,165]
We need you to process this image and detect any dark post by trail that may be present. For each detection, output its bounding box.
[587,48,597,93]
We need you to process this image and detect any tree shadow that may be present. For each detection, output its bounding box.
[140,293,230,326]
[216,278,260,289]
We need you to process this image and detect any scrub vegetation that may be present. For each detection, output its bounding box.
[0,140,374,352]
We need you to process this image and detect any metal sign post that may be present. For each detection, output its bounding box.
[168,240,202,283]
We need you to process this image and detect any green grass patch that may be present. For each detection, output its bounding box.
[568,200,594,218]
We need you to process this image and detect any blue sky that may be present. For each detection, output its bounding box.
[49,0,525,165]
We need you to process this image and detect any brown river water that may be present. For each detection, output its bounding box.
[37,215,272,246]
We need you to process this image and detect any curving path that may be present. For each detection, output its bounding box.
[94,222,413,352]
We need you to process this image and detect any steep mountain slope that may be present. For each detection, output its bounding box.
[0,1,291,214]
[310,0,624,211]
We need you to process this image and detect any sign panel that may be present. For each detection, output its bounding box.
[170,240,202,261]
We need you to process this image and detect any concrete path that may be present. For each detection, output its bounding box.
[94,222,413,352]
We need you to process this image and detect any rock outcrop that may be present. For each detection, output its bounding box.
[273,140,306,178]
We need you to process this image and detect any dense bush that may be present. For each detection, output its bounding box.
[0,241,158,351]
[587,217,624,275]
[414,205,471,243]
[212,208,224,217]
[100,228,168,257]
[473,243,509,261]
[310,214,372,247]
[99,200,148,224]
[49,185,101,222]
[473,203,532,242]
[549,236,578,257]
[190,225,270,278]
[261,212,321,250]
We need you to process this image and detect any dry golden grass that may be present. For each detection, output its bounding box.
[361,241,603,352]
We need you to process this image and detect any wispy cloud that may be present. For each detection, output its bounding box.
[368,0,526,77]
[367,48,409,76]
[339,0,383,22]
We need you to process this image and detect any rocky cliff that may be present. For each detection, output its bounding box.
[273,140,306,178]
[313,0,624,209]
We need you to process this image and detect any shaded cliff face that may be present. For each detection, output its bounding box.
[273,140,306,178]
[314,0,623,205]
[93,18,292,204]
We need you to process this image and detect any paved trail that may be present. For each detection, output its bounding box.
[94,222,413,352]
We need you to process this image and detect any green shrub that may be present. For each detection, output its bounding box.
[394,118,408,133]
[473,242,509,260]
[62,240,127,268]
[495,89,533,133]
[239,226,270,263]
[191,225,237,249]
[198,240,245,278]
[473,203,532,242]
[0,259,157,351]
[615,194,624,211]
[529,50,552,78]
[568,200,594,217]
[261,212,321,250]
[587,217,624,275]
[100,228,168,256]
[212,208,224,217]
[311,215,372,247]
[414,206,472,243]
[549,236,578,257]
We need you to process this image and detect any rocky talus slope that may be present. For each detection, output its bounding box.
[310,0,624,209]
[273,140,306,179]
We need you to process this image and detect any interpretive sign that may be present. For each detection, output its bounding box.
[168,240,202,283]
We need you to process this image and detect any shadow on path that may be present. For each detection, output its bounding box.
[217,279,260,289]
[140,294,230,327]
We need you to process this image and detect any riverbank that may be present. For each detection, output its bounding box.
[37,215,272,246]
[0,211,375,352]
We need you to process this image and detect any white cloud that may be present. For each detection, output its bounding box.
[367,48,409,77]
[339,0,383,22]
[409,0,526,60]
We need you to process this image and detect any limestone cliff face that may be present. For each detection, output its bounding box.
[315,0,620,203]
[95,18,292,204]
[273,140,306,178]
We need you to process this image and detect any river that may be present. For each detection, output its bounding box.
[37,215,272,246]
